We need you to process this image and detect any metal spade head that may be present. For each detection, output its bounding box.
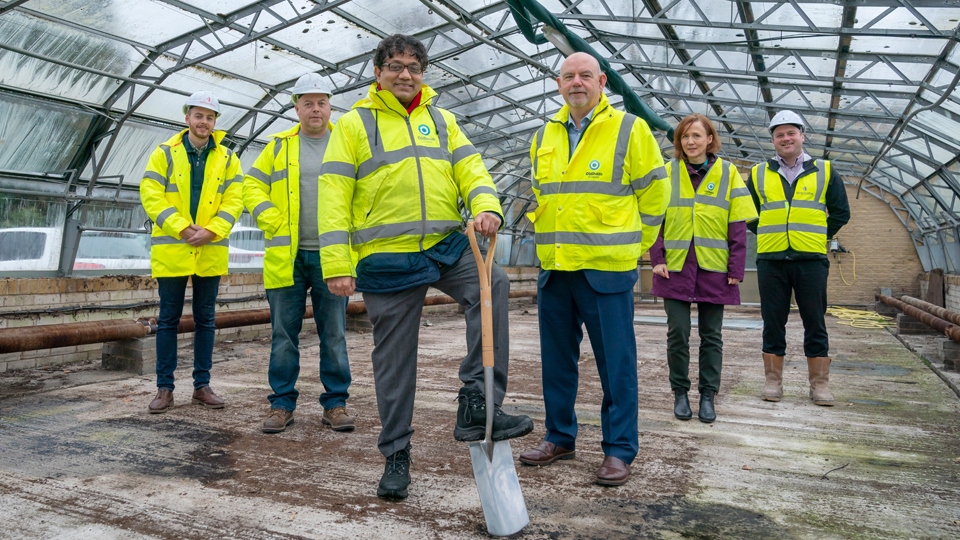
[469,439,530,537]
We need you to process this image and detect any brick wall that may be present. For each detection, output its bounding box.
[918,273,960,313]
[825,184,922,305]
[0,268,539,372]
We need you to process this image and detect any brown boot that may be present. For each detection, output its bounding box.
[808,357,835,406]
[148,389,173,414]
[192,386,225,409]
[761,353,784,402]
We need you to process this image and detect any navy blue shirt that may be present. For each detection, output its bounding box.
[182,133,215,221]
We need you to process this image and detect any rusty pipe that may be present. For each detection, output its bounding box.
[898,295,960,326]
[0,319,150,354]
[876,294,960,343]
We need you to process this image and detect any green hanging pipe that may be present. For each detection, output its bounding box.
[506,0,674,140]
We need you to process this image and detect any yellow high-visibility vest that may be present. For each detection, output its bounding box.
[663,158,758,272]
[751,160,830,254]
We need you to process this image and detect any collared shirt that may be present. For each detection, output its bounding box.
[775,151,811,185]
[183,133,215,221]
[565,105,597,154]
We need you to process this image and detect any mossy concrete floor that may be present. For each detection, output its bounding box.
[0,302,957,539]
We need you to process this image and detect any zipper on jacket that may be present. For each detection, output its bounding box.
[402,115,428,251]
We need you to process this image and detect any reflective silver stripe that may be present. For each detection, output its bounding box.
[632,166,666,192]
[670,159,681,206]
[270,169,289,184]
[151,236,186,246]
[143,171,166,185]
[217,211,236,225]
[536,230,641,246]
[156,207,177,228]
[273,138,284,158]
[761,201,787,211]
[252,200,274,220]
[612,114,637,185]
[694,237,729,250]
[218,176,242,194]
[758,224,788,234]
[755,164,767,205]
[538,181,632,197]
[729,187,750,198]
[355,108,453,179]
[790,223,827,234]
[791,200,826,211]
[641,213,664,227]
[663,239,690,250]
[352,220,461,245]
[532,126,546,182]
[247,167,270,184]
[426,106,452,163]
[210,239,229,248]
[162,145,174,185]
[814,160,827,203]
[467,185,497,208]
[318,230,349,248]
[266,235,291,248]
[321,161,357,179]
[452,144,479,165]
[673,198,694,208]
[165,183,179,193]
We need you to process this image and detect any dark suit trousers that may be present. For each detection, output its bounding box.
[537,269,639,464]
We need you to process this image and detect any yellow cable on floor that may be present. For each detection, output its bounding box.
[826,306,893,328]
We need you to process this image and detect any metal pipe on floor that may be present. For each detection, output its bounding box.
[0,290,538,353]
[898,295,960,326]
[876,294,960,343]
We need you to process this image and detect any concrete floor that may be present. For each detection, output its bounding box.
[0,301,958,539]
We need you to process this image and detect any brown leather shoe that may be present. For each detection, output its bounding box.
[262,409,294,433]
[191,386,225,409]
[595,456,630,486]
[322,406,355,432]
[519,440,575,466]
[148,389,173,414]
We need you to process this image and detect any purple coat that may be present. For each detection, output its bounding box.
[650,157,748,305]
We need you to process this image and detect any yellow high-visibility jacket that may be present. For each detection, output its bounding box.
[663,158,758,272]
[242,122,336,289]
[140,129,243,277]
[527,93,670,272]
[317,83,502,279]
[751,160,831,254]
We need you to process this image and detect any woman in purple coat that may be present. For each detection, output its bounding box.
[650,114,757,423]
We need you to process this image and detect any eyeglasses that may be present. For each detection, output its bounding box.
[383,62,423,75]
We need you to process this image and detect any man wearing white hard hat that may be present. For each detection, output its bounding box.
[745,110,850,406]
[242,73,354,434]
[140,90,244,413]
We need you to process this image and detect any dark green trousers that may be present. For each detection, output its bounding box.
[664,298,725,394]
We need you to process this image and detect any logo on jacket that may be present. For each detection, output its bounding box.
[707,182,716,191]
[418,124,431,136]
[589,160,600,170]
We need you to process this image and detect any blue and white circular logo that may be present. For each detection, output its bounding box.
[707,182,715,191]
[589,160,600,170]
[418,124,431,136]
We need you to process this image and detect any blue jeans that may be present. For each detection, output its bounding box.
[156,275,221,391]
[266,250,351,412]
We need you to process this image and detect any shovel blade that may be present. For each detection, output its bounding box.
[469,439,529,537]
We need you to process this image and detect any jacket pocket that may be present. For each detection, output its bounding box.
[525,201,549,224]
[534,147,554,182]
[589,201,630,227]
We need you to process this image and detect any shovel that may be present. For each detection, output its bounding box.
[465,221,530,537]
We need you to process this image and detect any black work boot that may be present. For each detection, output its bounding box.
[454,387,534,442]
[377,446,411,500]
[698,389,717,424]
[673,389,692,420]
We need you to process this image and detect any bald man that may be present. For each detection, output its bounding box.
[519,53,670,486]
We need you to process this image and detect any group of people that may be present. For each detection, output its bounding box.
[138,34,849,499]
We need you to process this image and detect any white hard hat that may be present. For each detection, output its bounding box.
[182,91,221,116]
[290,73,333,104]
[769,110,804,132]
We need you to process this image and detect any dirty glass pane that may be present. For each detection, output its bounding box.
[0,93,94,174]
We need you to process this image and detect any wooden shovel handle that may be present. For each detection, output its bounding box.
[466,222,497,369]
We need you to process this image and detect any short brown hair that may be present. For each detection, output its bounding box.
[673,114,720,163]
[374,35,428,71]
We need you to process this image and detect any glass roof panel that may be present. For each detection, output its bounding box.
[0,92,94,174]
[337,0,447,36]
[26,0,202,47]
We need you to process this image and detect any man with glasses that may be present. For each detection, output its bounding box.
[317,34,533,501]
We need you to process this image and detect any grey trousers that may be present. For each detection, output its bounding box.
[363,248,510,457]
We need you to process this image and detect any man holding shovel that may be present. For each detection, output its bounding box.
[317,34,533,500]
[520,52,669,486]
